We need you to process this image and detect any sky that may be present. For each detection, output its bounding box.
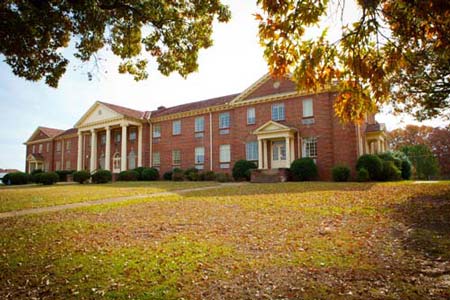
[0,1,447,171]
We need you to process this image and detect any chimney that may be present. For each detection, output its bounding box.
[157,106,166,110]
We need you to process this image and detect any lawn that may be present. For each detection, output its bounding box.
[0,181,449,299]
[0,181,219,212]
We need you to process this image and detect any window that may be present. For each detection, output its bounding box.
[45,162,49,172]
[65,160,71,170]
[195,117,205,132]
[46,143,50,153]
[129,130,136,141]
[56,142,61,152]
[38,144,43,153]
[113,152,121,172]
[219,112,230,129]
[302,98,313,118]
[195,147,205,164]
[115,132,121,143]
[272,103,285,121]
[220,144,231,168]
[66,140,71,151]
[55,161,61,171]
[153,124,161,138]
[247,107,256,125]
[32,145,35,153]
[246,141,258,161]
[101,134,106,145]
[153,152,160,166]
[172,120,181,135]
[99,153,105,169]
[172,150,181,165]
[128,150,136,169]
[302,137,318,158]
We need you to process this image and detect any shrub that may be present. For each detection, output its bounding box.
[39,172,59,185]
[142,168,159,181]
[118,170,139,181]
[356,154,383,180]
[380,161,402,181]
[357,168,370,182]
[200,171,216,181]
[378,151,412,180]
[30,169,44,183]
[290,158,318,181]
[232,160,257,181]
[215,172,232,182]
[163,171,173,181]
[184,168,200,181]
[1,173,10,185]
[332,165,351,182]
[55,170,74,182]
[73,171,90,184]
[92,170,112,184]
[6,172,29,185]
[400,159,412,180]
[172,169,184,181]
[133,167,145,180]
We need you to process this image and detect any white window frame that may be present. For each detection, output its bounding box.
[128,150,136,169]
[172,149,181,165]
[302,98,314,118]
[272,103,285,121]
[219,112,230,129]
[46,143,50,153]
[153,152,160,166]
[246,141,258,161]
[195,147,205,165]
[66,140,71,151]
[101,134,106,145]
[113,152,121,173]
[153,124,161,138]
[56,142,61,152]
[247,107,256,125]
[32,145,35,153]
[115,132,121,143]
[172,120,181,135]
[129,130,137,141]
[220,144,231,163]
[195,117,205,132]
[65,160,71,170]
[302,137,318,158]
[38,144,43,153]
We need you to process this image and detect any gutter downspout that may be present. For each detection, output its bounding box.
[146,112,152,167]
[209,110,213,171]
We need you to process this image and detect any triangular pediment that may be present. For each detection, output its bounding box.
[27,153,44,162]
[75,101,124,128]
[254,121,291,134]
[26,127,51,143]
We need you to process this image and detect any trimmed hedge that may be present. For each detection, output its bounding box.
[200,171,216,181]
[30,169,44,183]
[163,171,173,181]
[332,165,351,182]
[290,158,318,181]
[356,154,383,181]
[92,170,112,183]
[73,171,90,184]
[3,172,29,185]
[1,173,10,185]
[55,170,75,182]
[142,168,159,181]
[172,169,184,181]
[184,168,200,181]
[39,172,59,185]
[118,170,139,181]
[133,167,145,180]
[380,161,402,181]
[357,168,370,182]
[215,172,232,182]
[232,160,257,181]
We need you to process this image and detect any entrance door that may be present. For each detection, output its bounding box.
[271,140,286,169]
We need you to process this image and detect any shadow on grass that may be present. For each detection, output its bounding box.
[393,190,450,260]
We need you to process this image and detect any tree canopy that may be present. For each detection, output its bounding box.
[0,0,230,87]
[256,0,450,122]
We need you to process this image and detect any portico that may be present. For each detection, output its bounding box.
[253,121,297,169]
[26,154,44,173]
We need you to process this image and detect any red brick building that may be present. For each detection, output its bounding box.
[24,74,388,179]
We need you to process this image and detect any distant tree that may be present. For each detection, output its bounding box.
[388,125,433,150]
[401,145,439,179]
[0,1,231,87]
[256,0,450,122]
[428,125,450,176]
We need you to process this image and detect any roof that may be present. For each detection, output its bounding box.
[366,123,386,133]
[56,128,78,137]
[150,93,240,118]
[39,127,65,138]
[28,153,45,161]
[99,101,146,119]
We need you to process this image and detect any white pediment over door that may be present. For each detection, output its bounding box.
[75,102,124,128]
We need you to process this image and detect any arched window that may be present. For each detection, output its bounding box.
[113,152,121,173]
[99,153,105,170]
[128,150,136,169]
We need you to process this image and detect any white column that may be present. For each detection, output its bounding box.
[77,132,83,170]
[378,140,382,153]
[285,137,291,168]
[121,123,128,171]
[290,137,295,163]
[263,140,269,169]
[105,126,111,171]
[137,125,143,167]
[90,129,97,172]
[258,139,263,169]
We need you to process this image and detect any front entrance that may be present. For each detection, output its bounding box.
[271,140,287,169]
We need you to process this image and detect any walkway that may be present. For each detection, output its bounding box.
[0,183,244,219]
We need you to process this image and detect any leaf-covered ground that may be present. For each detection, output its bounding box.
[0,181,218,212]
[1,181,449,299]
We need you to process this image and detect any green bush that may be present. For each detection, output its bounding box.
[30,169,44,183]
[356,154,383,180]
[290,158,318,181]
[332,165,351,182]
[163,171,173,181]
[380,161,402,181]
[55,170,74,182]
[357,168,370,182]
[1,173,10,185]
[39,172,59,185]
[400,159,412,180]
[142,168,159,181]
[200,171,216,181]
[378,151,411,180]
[6,172,29,185]
[133,167,145,180]
[184,168,200,181]
[172,169,184,181]
[215,172,232,182]
[232,159,257,181]
[92,170,112,183]
[118,170,139,181]
[73,171,91,184]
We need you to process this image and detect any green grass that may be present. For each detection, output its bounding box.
[1,181,449,299]
[0,181,218,212]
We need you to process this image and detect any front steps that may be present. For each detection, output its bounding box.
[250,168,290,183]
